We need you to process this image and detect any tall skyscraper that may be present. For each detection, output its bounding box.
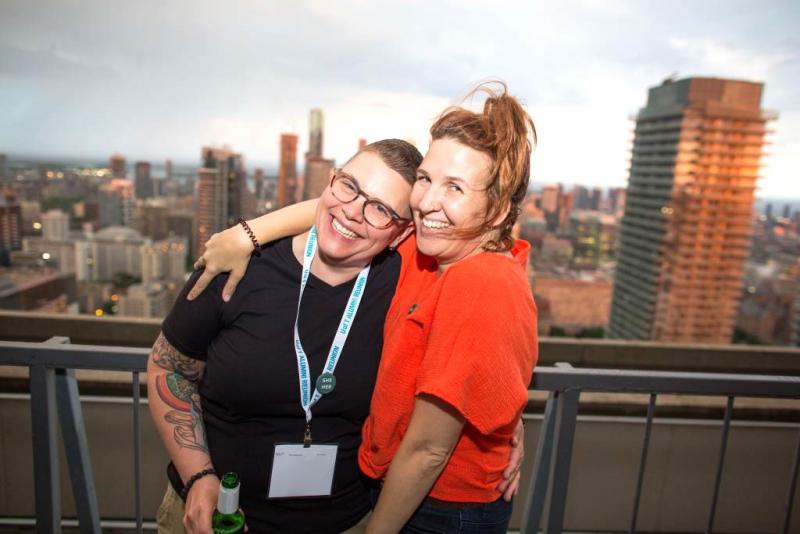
[0,190,21,252]
[0,154,8,183]
[135,161,154,199]
[278,134,298,208]
[608,77,773,343]
[196,146,246,254]
[109,153,127,179]
[165,159,173,180]
[99,179,135,227]
[254,167,265,201]
[303,156,335,200]
[358,139,367,151]
[308,109,324,158]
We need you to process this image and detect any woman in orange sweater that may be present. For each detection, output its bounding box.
[191,82,538,532]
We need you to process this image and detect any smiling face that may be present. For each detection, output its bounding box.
[411,138,494,270]
[315,151,413,270]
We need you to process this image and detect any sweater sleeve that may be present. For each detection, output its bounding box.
[414,259,538,435]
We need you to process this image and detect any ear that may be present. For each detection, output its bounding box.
[389,224,414,250]
[491,202,512,229]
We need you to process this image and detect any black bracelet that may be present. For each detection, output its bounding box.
[238,217,261,257]
[181,467,217,500]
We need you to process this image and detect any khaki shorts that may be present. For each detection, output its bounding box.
[155,483,370,533]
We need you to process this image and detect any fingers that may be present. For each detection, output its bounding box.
[502,471,521,502]
[221,268,245,303]
[187,269,217,301]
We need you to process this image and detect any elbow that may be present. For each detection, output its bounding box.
[412,442,452,475]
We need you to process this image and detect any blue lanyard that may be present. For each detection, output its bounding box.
[294,226,371,424]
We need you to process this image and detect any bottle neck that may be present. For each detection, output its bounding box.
[217,484,239,515]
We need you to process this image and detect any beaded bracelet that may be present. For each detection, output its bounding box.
[238,218,261,257]
[180,467,217,500]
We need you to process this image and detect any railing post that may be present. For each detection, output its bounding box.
[543,384,580,534]
[521,392,559,534]
[30,364,61,534]
[55,369,101,534]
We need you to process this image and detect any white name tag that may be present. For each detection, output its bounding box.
[267,444,338,498]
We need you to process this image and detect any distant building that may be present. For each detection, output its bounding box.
[41,210,70,241]
[608,77,773,343]
[254,167,265,201]
[570,211,618,270]
[304,156,335,200]
[308,109,324,158]
[0,154,7,183]
[0,266,77,312]
[195,146,246,255]
[99,179,135,227]
[141,237,187,283]
[278,134,299,208]
[117,282,171,318]
[133,199,169,241]
[358,139,367,151]
[0,190,22,253]
[134,161,154,199]
[109,153,127,179]
[165,159,173,181]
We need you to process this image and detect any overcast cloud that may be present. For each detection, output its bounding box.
[0,0,797,196]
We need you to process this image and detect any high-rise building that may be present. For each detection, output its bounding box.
[308,109,324,158]
[196,146,246,254]
[0,190,22,252]
[358,139,367,151]
[303,156,335,200]
[608,77,773,343]
[165,159,173,180]
[278,134,298,208]
[0,154,8,183]
[254,168,265,201]
[135,161,154,199]
[110,153,127,179]
[41,210,70,241]
[99,179,135,227]
[141,237,187,283]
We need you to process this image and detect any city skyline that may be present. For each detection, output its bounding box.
[1,1,798,197]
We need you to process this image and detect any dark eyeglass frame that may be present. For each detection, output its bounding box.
[330,170,412,229]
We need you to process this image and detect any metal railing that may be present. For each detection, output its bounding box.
[0,339,799,533]
[523,364,800,534]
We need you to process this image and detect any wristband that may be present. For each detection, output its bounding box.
[238,218,261,257]
[181,467,217,500]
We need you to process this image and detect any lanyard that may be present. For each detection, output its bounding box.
[294,226,371,430]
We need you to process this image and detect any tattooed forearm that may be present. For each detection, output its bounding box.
[151,333,204,382]
[150,332,209,453]
[157,374,208,452]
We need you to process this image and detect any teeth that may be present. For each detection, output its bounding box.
[332,218,358,239]
[422,218,451,230]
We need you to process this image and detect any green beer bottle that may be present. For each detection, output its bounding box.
[212,472,245,534]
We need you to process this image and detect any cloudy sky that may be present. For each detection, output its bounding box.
[1,0,798,197]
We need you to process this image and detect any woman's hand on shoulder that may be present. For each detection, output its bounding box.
[183,474,219,534]
[188,225,253,302]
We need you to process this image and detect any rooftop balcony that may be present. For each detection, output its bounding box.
[1,311,799,533]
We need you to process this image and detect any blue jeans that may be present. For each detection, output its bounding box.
[369,488,513,533]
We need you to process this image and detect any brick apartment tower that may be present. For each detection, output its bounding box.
[608,77,773,343]
[195,147,246,255]
[278,134,298,207]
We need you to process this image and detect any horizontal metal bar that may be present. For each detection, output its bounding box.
[3,342,799,398]
[531,366,800,398]
[0,341,148,371]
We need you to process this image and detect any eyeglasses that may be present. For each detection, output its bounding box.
[329,170,411,229]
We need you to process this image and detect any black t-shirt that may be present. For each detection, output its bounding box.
[161,237,400,533]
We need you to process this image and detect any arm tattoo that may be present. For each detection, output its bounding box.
[151,332,208,453]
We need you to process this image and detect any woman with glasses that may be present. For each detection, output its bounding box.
[148,139,423,533]
[189,81,538,533]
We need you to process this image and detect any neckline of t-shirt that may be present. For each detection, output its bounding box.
[281,235,366,292]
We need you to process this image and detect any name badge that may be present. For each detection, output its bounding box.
[267,443,338,498]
